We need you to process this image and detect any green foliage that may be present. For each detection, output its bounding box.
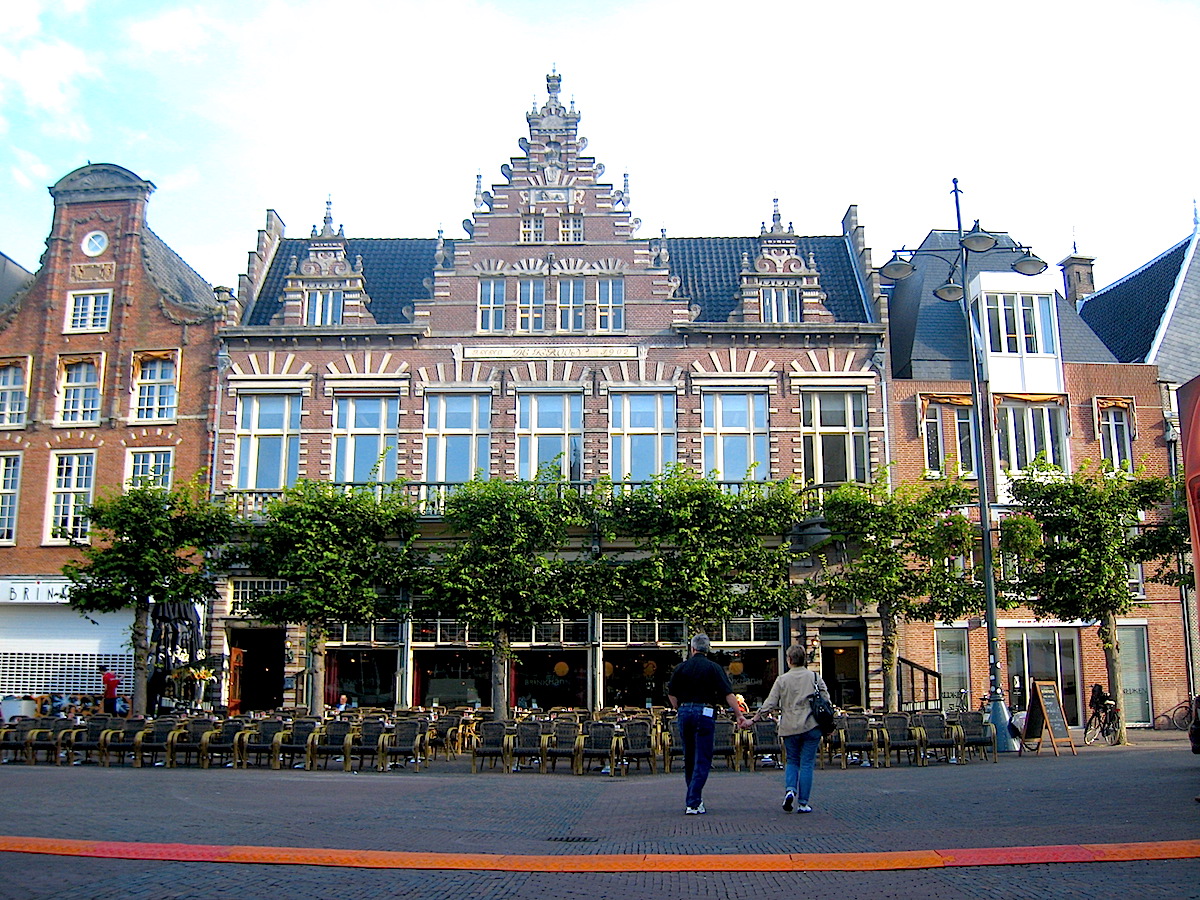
[63,475,233,615]
[238,480,421,633]
[597,466,808,629]
[1003,458,1175,624]
[417,475,593,637]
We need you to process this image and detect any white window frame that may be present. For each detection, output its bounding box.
[517,279,545,332]
[65,291,111,333]
[517,392,583,480]
[761,286,801,324]
[424,392,491,483]
[702,391,769,481]
[801,391,869,485]
[558,278,585,331]
[995,401,1067,472]
[560,215,584,243]
[332,395,400,483]
[0,452,20,543]
[1099,405,1134,472]
[0,361,27,427]
[610,392,676,482]
[983,292,1057,356]
[235,394,302,490]
[597,278,624,332]
[48,451,94,543]
[132,353,178,422]
[479,278,505,332]
[305,289,344,326]
[59,357,102,425]
[923,404,945,475]
[127,448,173,488]
[520,215,545,243]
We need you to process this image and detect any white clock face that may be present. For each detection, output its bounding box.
[82,230,109,257]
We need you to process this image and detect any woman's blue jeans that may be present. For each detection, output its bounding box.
[783,727,822,803]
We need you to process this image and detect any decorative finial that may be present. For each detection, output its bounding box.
[318,195,337,238]
[771,198,783,233]
[475,173,485,210]
[1194,198,1198,229]
[623,173,631,208]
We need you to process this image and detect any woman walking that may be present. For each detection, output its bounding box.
[745,645,830,813]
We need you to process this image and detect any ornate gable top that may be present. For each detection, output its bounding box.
[50,163,155,205]
[527,69,580,137]
[310,197,345,241]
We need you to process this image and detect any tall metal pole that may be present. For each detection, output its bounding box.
[951,179,1015,750]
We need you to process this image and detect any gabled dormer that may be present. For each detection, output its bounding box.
[732,202,834,325]
[277,200,376,327]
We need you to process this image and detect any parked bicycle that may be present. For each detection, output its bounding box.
[1153,696,1196,731]
[945,688,990,716]
[1083,684,1120,745]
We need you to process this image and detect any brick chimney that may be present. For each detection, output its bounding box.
[1059,252,1095,308]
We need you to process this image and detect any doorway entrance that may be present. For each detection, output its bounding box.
[821,643,864,710]
[228,627,285,712]
[1005,628,1082,725]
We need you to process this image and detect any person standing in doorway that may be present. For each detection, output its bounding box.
[745,644,829,813]
[98,665,120,716]
[667,634,749,815]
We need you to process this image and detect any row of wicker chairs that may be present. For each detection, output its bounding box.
[820,710,999,768]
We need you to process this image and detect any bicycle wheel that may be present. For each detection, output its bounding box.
[1171,702,1192,731]
[1084,712,1102,745]
[1105,714,1121,745]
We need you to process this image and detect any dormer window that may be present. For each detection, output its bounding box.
[762,287,801,324]
[982,293,1056,355]
[306,289,344,326]
[520,215,545,243]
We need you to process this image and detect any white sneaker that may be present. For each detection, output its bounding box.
[783,791,795,812]
[797,803,813,813]
[685,801,706,815]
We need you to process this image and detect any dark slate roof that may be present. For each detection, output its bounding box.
[887,230,1113,379]
[247,238,448,326]
[665,235,871,324]
[1078,235,1190,365]
[0,251,33,314]
[141,227,220,315]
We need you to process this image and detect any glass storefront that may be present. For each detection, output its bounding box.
[1117,624,1151,726]
[412,648,490,708]
[935,627,970,707]
[513,649,587,709]
[326,647,397,709]
[1005,628,1081,725]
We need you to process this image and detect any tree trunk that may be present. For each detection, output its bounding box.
[1101,611,1126,745]
[308,625,326,717]
[491,626,510,722]
[880,615,898,713]
[130,599,150,717]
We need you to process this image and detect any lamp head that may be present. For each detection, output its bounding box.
[1012,250,1048,276]
[880,252,916,281]
[934,278,965,303]
[961,220,998,253]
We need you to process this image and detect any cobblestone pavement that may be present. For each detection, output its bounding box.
[0,729,1197,899]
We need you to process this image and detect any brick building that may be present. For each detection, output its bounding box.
[0,164,223,710]
[213,73,888,713]
[885,228,1186,727]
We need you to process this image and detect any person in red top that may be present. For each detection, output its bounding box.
[98,665,120,715]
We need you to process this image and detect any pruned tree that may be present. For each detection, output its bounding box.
[811,478,980,713]
[1000,458,1177,744]
[416,475,594,721]
[62,475,234,716]
[237,480,421,716]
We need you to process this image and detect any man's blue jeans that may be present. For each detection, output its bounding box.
[677,705,715,808]
[783,727,822,804]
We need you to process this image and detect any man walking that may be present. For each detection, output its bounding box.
[667,634,748,815]
[98,665,120,716]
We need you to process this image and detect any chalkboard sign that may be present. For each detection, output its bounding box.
[1019,679,1077,757]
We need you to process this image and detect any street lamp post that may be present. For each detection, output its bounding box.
[882,178,1047,751]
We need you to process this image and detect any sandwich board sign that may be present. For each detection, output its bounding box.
[1018,680,1077,756]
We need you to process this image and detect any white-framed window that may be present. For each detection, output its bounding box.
[610,392,675,481]
[924,404,944,475]
[425,393,491,482]
[0,361,27,426]
[597,278,624,331]
[935,627,971,707]
[702,391,769,481]
[59,358,102,424]
[520,215,545,243]
[128,449,173,487]
[479,278,505,331]
[517,392,582,480]
[801,391,868,484]
[230,578,288,616]
[955,407,977,478]
[996,401,1067,472]
[49,451,94,542]
[66,291,111,332]
[305,289,344,326]
[133,353,177,421]
[0,453,20,543]
[558,278,585,331]
[761,287,801,324]
[983,292,1057,356]
[1098,404,1133,471]
[333,396,399,483]
[235,394,302,490]
[517,279,545,331]
[560,215,584,243]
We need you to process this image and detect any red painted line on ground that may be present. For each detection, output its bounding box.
[1,835,1198,872]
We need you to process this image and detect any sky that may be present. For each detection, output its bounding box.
[2,0,1199,295]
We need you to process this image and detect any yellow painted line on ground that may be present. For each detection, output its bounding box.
[1,835,1198,872]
